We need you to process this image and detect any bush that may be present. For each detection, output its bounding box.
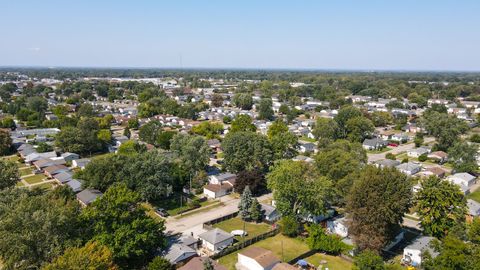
[418,154,428,162]
[306,224,349,255]
[385,153,396,160]
[470,134,480,143]
[280,215,299,237]
[188,198,201,209]
[401,158,408,163]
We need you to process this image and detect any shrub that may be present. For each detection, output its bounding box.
[418,154,428,162]
[306,224,349,255]
[401,158,409,163]
[470,134,480,143]
[385,153,396,160]
[280,215,299,237]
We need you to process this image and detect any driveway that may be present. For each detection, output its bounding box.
[367,137,435,163]
[164,193,272,237]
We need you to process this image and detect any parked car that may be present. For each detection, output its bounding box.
[155,208,169,217]
[388,143,398,147]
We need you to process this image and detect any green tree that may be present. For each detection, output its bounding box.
[234,169,266,195]
[448,141,478,174]
[468,217,480,244]
[239,185,253,220]
[117,140,147,156]
[250,198,262,223]
[97,129,112,145]
[421,111,469,151]
[230,114,256,133]
[170,133,210,176]
[370,111,393,127]
[345,116,375,142]
[280,215,299,237]
[423,235,480,270]
[416,176,466,238]
[0,129,12,155]
[306,224,349,255]
[0,159,19,190]
[414,132,424,147]
[123,126,131,138]
[36,142,53,153]
[267,160,332,218]
[233,93,253,110]
[203,258,214,270]
[346,166,412,251]
[312,118,339,147]
[211,93,224,107]
[81,183,166,268]
[42,241,118,270]
[257,98,274,120]
[222,131,272,172]
[191,121,224,139]
[353,250,385,270]
[334,106,363,138]
[0,187,83,269]
[127,118,140,129]
[267,120,298,160]
[147,256,175,270]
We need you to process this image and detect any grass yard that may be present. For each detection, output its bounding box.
[23,174,46,185]
[213,217,272,241]
[218,234,310,270]
[305,253,353,270]
[468,187,480,203]
[141,202,165,222]
[15,181,25,187]
[174,201,224,219]
[19,167,33,176]
[33,182,54,190]
[299,136,316,143]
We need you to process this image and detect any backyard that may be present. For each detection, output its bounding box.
[305,253,353,270]
[218,234,310,270]
[23,174,46,185]
[468,187,480,203]
[213,216,272,241]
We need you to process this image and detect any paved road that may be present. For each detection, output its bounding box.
[165,193,272,237]
[367,137,435,163]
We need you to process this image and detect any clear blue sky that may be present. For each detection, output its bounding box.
[1,0,479,71]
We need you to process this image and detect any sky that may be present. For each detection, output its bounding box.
[1,0,480,71]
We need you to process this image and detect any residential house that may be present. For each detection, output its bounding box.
[25,151,57,164]
[178,257,227,270]
[427,151,448,163]
[407,147,430,158]
[33,158,66,170]
[53,171,74,184]
[260,203,281,222]
[236,246,280,270]
[44,164,69,178]
[422,167,447,178]
[76,189,103,207]
[66,179,83,193]
[362,138,388,150]
[396,162,422,176]
[327,216,349,238]
[402,236,438,267]
[72,158,91,169]
[467,199,480,223]
[203,183,234,199]
[163,244,197,265]
[374,159,401,169]
[198,228,234,253]
[447,173,476,188]
[207,139,222,153]
[209,173,236,185]
[61,152,80,162]
[298,142,316,154]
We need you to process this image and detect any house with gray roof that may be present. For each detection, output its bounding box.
[261,203,281,222]
[53,171,73,184]
[375,159,401,169]
[163,244,197,265]
[66,179,83,193]
[199,228,234,253]
[402,236,438,267]
[76,189,103,207]
[362,138,388,150]
[467,199,480,221]
[396,162,421,176]
[72,158,91,169]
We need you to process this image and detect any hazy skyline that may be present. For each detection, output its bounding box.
[1,0,480,71]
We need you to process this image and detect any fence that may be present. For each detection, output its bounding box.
[211,227,280,259]
[287,250,353,265]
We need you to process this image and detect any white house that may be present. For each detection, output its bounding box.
[402,236,437,267]
[209,173,236,185]
[326,216,349,238]
[407,147,430,158]
[236,247,280,270]
[396,162,422,176]
[198,228,234,253]
[362,138,388,150]
[447,173,476,188]
[203,183,234,199]
[260,203,281,222]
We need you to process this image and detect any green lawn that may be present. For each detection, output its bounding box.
[213,217,272,241]
[174,201,224,219]
[19,167,33,176]
[368,147,390,154]
[23,174,46,185]
[15,181,25,187]
[33,182,54,190]
[468,187,480,203]
[218,234,310,270]
[305,253,353,270]
[299,136,316,143]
